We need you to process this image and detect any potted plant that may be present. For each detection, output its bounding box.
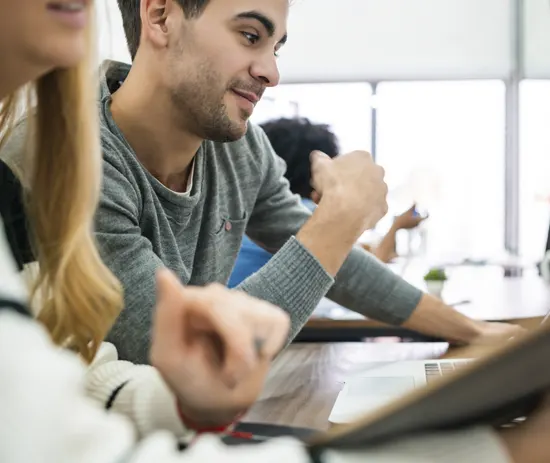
[423,267,448,297]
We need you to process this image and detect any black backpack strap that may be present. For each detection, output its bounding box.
[0,159,35,270]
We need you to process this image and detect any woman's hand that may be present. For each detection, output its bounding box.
[150,269,290,429]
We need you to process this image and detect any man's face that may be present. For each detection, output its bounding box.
[164,0,289,142]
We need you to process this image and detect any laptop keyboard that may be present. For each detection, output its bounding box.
[425,361,471,383]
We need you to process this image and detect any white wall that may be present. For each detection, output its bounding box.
[95,0,550,82]
[278,0,513,83]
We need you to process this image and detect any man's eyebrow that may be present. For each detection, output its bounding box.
[234,11,288,45]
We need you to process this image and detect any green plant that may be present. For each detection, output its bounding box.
[423,268,448,281]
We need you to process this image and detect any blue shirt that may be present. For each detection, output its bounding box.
[228,198,316,288]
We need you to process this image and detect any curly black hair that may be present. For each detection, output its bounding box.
[260,118,339,198]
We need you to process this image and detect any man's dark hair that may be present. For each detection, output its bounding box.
[260,118,339,199]
[117,0,211,60]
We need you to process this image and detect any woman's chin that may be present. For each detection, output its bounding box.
[37,36,88,71]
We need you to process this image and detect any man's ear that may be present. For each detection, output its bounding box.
[141,0,177,50]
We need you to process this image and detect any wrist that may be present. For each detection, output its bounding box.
[316,191,369,234]
[176,398,244,433]
[445,313,484,345]
[459,318,485,343]
[404,295,483,344]
[389,222,401,233]
[428,295,484,345]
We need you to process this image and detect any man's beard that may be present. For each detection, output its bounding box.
[170,62,251,143]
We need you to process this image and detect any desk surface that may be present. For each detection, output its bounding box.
[308,266,550,328]
[244,317,542,431]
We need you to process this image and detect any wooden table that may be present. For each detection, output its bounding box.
[299,266,550,341]
[244,317,543,431]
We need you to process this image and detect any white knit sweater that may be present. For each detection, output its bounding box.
[0,219,512,463]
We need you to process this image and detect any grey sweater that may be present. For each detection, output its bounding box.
[1,62,422,364]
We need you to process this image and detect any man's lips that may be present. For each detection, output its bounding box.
[232,89,260,104]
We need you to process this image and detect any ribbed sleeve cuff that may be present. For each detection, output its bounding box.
[115,368,192,441]
[86,360,193,443]
[85,357,140,405]
[239,236,334,341]
[328,247,422,326]
[373,276,423,326]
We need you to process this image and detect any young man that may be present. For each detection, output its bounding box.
[0,0,522,364]
[96,0,526,363]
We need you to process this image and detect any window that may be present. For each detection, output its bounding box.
[96,0,131,64]
[519,80,550,261]
[375,81,506,262]
[252,83,373,154]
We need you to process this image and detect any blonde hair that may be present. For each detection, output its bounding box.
[0,14,122,363]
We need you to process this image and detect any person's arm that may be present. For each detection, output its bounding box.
[328,246,523,344]
[372,205,426,263]
[241,128,522,344]
[371,223,399,263]
[235,129,388,340]
[237,128,419,338]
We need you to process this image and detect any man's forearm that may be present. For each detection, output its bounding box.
[328,250,522,345]
[296,194,366,277]
[401,293,483,344]
[324,247,485,342]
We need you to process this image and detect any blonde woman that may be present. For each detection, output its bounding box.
[0,0,289,454]
[0,1,547,462]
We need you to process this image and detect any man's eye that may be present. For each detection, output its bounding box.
[242,32,260,44]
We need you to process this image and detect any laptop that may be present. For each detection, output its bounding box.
[329,310,550,424]
[329,357,473,423]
